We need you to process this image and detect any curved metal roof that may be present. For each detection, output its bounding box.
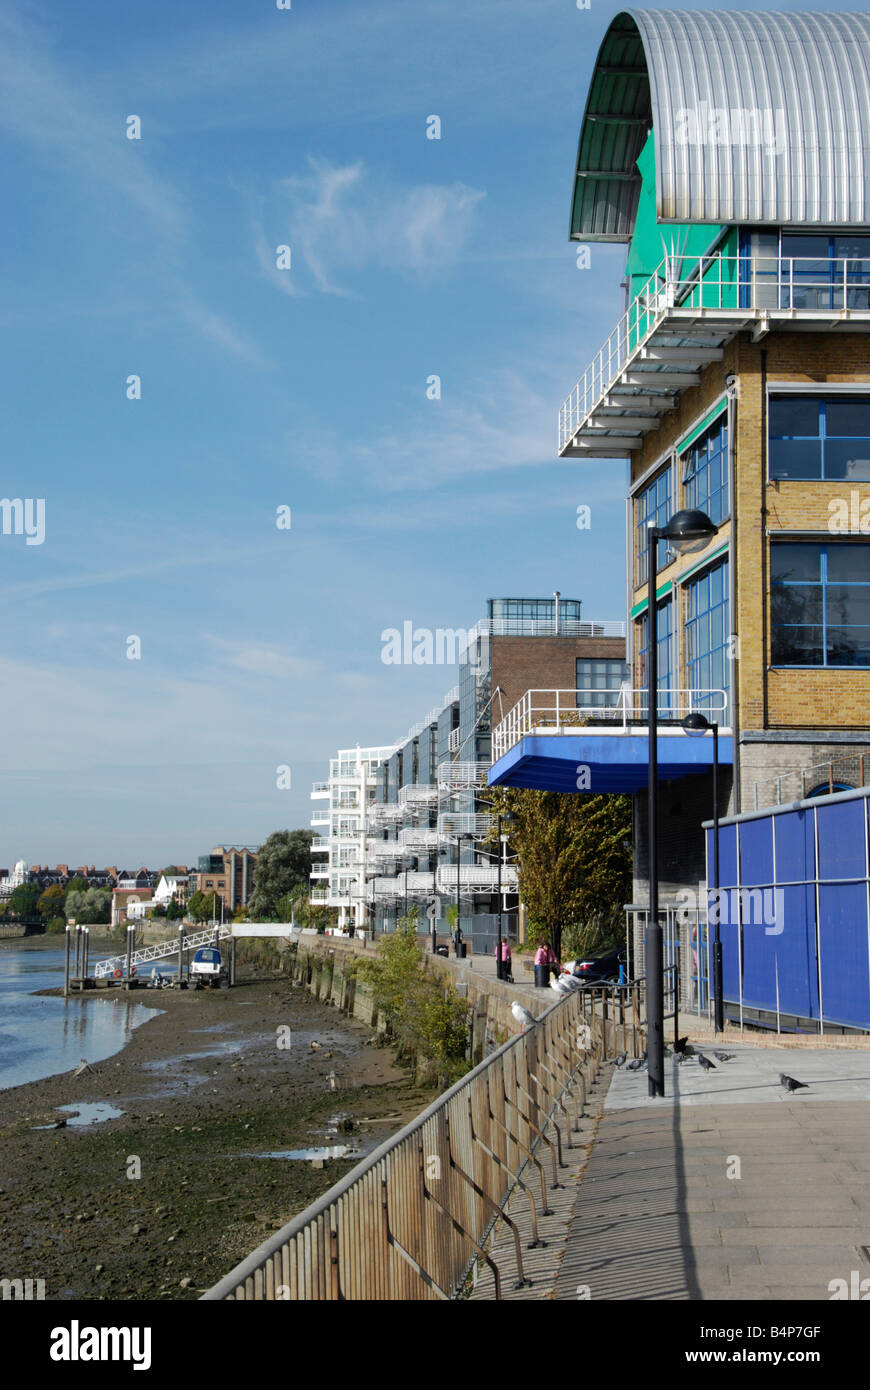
[571,9,870,239]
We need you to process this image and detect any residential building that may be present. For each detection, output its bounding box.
[311,597,626,947]
[187,845,258,913]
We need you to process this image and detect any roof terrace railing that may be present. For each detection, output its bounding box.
[559,252,870,451]
[492,688,729,762]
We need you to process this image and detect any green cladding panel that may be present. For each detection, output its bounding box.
[624,130,738,317]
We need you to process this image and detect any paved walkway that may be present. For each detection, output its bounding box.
[475,1042,870,1301]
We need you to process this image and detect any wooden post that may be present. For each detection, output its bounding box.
[81,926,89,988]
[230,935,236,987]
[125,924,134,991]
[64,922,72,998]
[74,924,82,980]
[177,925,185,989]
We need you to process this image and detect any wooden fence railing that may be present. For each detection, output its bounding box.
[203,985,641,1300]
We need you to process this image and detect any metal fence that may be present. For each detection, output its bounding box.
[203,988,635,1301]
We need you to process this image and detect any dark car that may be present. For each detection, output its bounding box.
[565,947,627,985]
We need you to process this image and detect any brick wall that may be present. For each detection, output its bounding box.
[491,635,626,719]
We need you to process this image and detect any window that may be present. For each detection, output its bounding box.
[576,658,630,707]
[741,231,870,310]
[682,416,729,522]
[635,468,672,586]
[636,597,673,713]
[771,542,870,667]
[685,560,730,711]
[769,397,870,481]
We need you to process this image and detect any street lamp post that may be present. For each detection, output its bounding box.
[646,509,717,1097]
[497,812,518,947]
[682,712,722,1032]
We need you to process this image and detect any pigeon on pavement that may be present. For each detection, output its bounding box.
[780,1073,809,1092]
[713,1052,734,1062]
[697,1054,716,1071]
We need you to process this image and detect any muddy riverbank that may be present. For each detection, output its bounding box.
[0,970,436,1301]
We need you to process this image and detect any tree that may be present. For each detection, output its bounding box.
[38,884,67,920]
[484,786,632,962]
[9,883,43,920]
[247,830,313,920]
[166,896,184,921]
[160,866,185,877]
[188,891,222,923]
[65,887,112,926]
[66,876,89,895]
[47,916,66,934]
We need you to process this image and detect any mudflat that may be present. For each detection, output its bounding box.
[0,968,435,1300]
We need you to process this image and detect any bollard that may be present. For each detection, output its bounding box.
[126,924,135,991]
[230,936,236,987]
[177,925,185,989]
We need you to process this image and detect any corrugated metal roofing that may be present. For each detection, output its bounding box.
[571,9,870,239]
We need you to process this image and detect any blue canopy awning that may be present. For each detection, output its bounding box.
[488,732,733,794]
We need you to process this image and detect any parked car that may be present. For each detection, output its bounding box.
[562,947,627,985]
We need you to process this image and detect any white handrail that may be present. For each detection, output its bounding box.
[493,687,729,761]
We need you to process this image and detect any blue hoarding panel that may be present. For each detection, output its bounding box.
[739,817,774,887]
[774,807,815,884]
[772,885,818,1020]
[818,800,867,882]
[818,883,870,1029]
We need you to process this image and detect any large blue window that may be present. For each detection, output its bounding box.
[740,231,870,311]
[635,468,672,586]
[769,396,870,481]
[682,416,729,522]
[637,597,673,713]
[771,542,870,668]
[685,559,730,714]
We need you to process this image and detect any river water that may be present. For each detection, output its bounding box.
[0,944,159,1091]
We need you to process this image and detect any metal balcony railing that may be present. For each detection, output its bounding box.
[437,761,491,790]
[310,836,330,853]
[398,784,438,807]
[310,810,330,826]
[492,688,729,762]
[559,252,870,453]
[435,865,519,893]
[437,812,495,838]
[399,827,442,851]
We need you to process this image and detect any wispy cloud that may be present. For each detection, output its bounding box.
[261,159,485,297]
[204,636,321,681]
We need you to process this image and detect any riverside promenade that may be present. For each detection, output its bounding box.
[447,950,870,1302]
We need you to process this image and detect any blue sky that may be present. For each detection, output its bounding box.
[0,0,813,866]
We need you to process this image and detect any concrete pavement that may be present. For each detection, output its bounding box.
[475,1042,870,1300]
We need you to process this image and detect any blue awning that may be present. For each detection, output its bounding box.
[488,732,733,794]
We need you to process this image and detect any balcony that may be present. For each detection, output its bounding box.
[493,687,729,762]
[366,803,406,827]
[399,827,441,851]
[489,687,732,794]
[310,890,329,903]
[310,809,330,827]
[310,836,330,853]
[559,253,870,458]
[397,783,438,807]
[310,864,329,879]
[437,812,494,839]
[310,781,330,799]
[366,840,404,861]
[435,865,519,893]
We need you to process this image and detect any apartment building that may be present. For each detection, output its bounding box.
[187,845,258,913]
[487,9,870,1025]
[311,597,626,946]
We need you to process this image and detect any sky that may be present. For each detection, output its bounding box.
[0,0,822,867]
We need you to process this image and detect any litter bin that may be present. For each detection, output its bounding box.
[455,942,467,959]
[534,965,549,988]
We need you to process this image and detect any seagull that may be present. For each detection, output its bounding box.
[713,1052,734,1063]
[697,1054,716,1071]
[327,1071,337,1092]
[780,1073,809,1092]
[549,976,572,995]
[309,1041,322,1051]
[511,1001,537,1033]
[72,1059,91,1078]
